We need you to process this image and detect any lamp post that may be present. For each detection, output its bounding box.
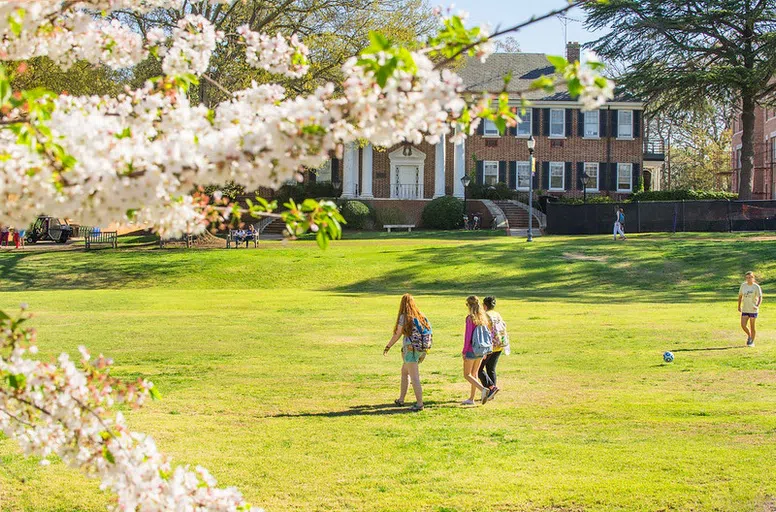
[461,175,471,229]
[527,135,535,242]
[583,172,589,204]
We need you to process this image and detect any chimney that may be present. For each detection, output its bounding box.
[566,41,581,63]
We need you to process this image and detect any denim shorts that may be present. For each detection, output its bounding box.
[463,351,479,360]
[402,345,426,364]
[742,312,759,318]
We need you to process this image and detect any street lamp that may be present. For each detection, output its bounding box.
[461,175,471,229]
[527,135,536,242]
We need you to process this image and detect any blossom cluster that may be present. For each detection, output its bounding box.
[0,310,261,512]
[238,26,310,79]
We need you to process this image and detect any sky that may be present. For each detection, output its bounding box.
[448,0,601,56]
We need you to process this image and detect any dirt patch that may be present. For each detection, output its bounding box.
[562,252,609,263]
[759,498,776,511]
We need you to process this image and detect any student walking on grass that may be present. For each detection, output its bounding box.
[384,294,432,412]
[738,271,763,347]
[613,207,626,240]
[478,296,510,398]
[462,295,493,405]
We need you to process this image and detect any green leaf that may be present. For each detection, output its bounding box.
[7,374,26,390]
[103,446,116,464]
[149,386,162,401]
[547,55,568,71]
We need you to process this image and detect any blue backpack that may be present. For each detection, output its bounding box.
[471,324,493,357]
[410,317,433,351]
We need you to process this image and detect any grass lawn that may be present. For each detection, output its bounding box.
[1,232,775,511]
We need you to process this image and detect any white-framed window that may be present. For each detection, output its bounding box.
[483,160,499,185]
[483,119,500,137]
[516,161,531,191]
[549,162,565,191]
[617,163,633,192]
[618,110,633,139]
[316,160,332,182]
[516,109,532,137]
[584,110,599,138]
[584,162,599,192]
[772,139,776,162]
[550,108,565,137]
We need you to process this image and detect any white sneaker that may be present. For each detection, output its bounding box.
[481,387,491,404]
[747,337,755,347]
[461,399,475,405]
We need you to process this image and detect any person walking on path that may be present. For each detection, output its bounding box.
[0,225,8,247]
[478,296,509,399]
[738,271,763,347]
[462,295,492,406]
[384,294,430,411]
[613,207,626,240]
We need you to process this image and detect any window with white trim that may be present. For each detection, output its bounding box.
[584,162,599,192]
[772,139,776,162]
[516,110,532,137]
[550,109,565,137]
[516,161,531,191]
[618,110,633,138]
[316,160,332,182]
[549,162,565,190]
[483,119,500,137]
[584,110,599,138]
[483,161,499,186]
[617,163,633,192]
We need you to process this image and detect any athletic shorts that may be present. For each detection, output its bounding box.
[402,345,426,364]
[742,312,759,318]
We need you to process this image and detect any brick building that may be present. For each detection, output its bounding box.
[731,107,776,199]
[308,43,665,228]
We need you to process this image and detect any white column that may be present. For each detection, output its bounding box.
[453,134,466,198]
[361,143,374,198]
[434,134,446,198]
[342,142,357,198]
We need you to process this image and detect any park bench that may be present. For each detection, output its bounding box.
[84,230,118,250]
[159,234,194,249]
[226,229,259,249]
[383,224,415,233]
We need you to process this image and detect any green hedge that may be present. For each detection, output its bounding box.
[422,196,464,230]
[467,182,516,200]
[340,200,374,230]
[557,195,615,205]
[629,190,737,202]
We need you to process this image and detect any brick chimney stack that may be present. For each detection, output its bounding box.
[566,41,581,63]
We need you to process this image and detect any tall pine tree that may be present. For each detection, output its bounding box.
[585,0,776,199]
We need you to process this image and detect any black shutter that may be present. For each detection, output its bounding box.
[632,163,641,191]
[566,109,573,137]
[508,124,517,137]
[533,162,540,188]
[308,168,317,184]
[532,108,541,136]
[611,110,618,138]
[499,161,507,184]
[599,162,608,191]
[509,161,517,189]
[565,162,573,191]
[542,108,550,136]
[634,110,642,139]
[577,110,585,138]
[331,158,340,183]
[610,163,619,191]
[476,121,485,136]
[577,162,584,190]
[476,160,484,185]
[600,111,608,138]
[541,161,550,190]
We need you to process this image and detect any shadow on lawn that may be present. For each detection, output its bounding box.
[265,400,460,418]
[670,346,746,352]
[329,234,776,303]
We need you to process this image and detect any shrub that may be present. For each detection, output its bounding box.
[630,189,737,202]
[376,207,407,227]
[468,182,516,200]
[558,195,615,205]
[422,196,464,229]
[340,200,374,230]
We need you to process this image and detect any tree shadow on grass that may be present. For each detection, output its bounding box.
[264,400,460,418]
[670,346,746,352]
[328,235,776,303]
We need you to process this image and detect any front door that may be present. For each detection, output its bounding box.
[393,165,421,199]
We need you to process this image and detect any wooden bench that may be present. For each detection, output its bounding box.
[85,231,118,250]
[226,229,259,249]
[159,234,194,249]
[384,224,415,233]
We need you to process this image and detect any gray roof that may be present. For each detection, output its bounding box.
[456,53,639,103]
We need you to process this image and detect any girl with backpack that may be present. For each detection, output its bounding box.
[384,294,430,412]
[462,295,493,405]
[478,296,509,398]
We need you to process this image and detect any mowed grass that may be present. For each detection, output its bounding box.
[1,232,776,511]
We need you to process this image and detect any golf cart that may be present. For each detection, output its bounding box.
[26,216,73,244]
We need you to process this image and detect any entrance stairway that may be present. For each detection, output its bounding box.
[494,201,543,236]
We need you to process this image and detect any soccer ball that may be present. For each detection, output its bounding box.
[663,351,674,363]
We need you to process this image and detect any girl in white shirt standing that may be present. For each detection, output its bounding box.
[738,271,763,347]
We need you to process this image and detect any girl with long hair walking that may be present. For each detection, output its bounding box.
[384,294,431,411]
[462,295,492,405]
